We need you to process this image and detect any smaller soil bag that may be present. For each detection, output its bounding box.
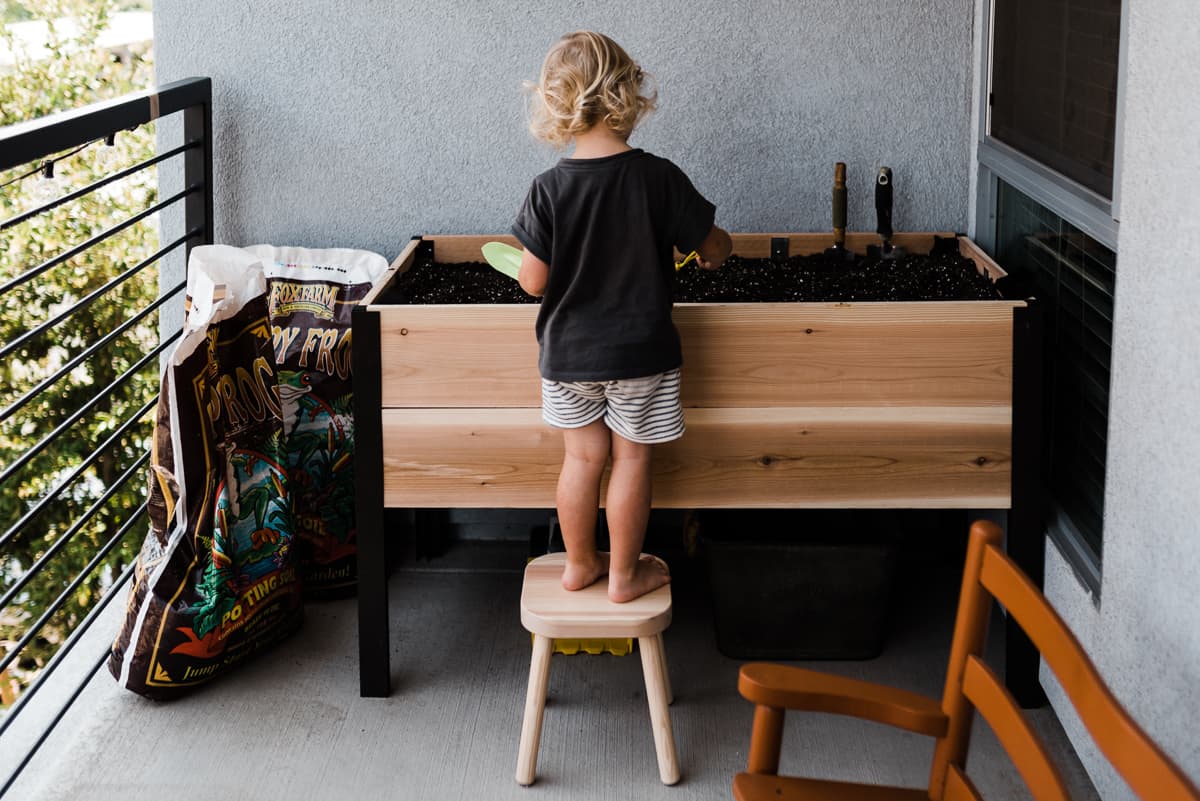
[109,246,303,699]
[246,244,388,598]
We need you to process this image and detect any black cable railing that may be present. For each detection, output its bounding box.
[0,559,137,742]
[0,277,187,426]
[0,649,115,799]
[0,461,149,676]
[0,232,194,365]
[0,396,158,553]
[0,142,196,232]
[0,77,213,794]
[0,330,179,485]
[0,449,151,619]
[0,185,198,296]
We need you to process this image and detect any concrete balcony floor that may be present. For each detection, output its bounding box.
[5,536,1099,801]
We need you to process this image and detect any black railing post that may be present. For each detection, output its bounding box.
[182,78,214,253]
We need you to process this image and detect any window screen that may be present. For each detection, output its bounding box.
[990,0,1121,198]
[996,180,1114,563]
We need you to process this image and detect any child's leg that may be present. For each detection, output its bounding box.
[557,418,612,591]
[606,432,670,603]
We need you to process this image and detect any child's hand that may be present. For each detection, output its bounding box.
[695,225,732,270]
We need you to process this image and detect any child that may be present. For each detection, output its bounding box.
[511,31,732,603]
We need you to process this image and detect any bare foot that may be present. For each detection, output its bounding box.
[561,551,610,591]
[608,554,671,603]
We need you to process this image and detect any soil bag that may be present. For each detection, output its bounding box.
[109,245,303,698]
[246,244,388,597]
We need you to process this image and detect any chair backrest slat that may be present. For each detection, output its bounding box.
[943,764,984,801]
[928,522,999,798]
[961,655,1071,801]
[978,540,1200,801]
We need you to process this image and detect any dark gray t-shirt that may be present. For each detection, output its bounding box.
[512,149,716,381]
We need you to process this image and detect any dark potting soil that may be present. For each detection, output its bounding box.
[383,236,1001,305]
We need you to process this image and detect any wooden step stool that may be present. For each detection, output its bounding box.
[516,552,679,786]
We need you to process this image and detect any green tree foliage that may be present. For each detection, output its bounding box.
[0,0,157,703]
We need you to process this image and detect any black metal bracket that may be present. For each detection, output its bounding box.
[770,236,789,263]
[415,236,435,262]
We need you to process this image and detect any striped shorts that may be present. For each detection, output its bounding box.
[541,368,685,444]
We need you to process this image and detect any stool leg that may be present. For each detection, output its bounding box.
[638,634,680,785]
[657,633,673,705]
[516,633,553,785]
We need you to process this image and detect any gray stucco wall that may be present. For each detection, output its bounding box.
[153,0,974,258]
[1038,1,1200,798]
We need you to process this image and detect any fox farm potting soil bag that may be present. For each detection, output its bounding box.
[109,244,386,698]
[246,244,388,597]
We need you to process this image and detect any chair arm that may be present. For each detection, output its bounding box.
[738,662,948,738]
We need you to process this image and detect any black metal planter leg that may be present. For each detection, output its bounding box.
[1007,301,1047,708]
[353,306,391,697]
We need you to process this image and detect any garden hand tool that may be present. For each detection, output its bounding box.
[675,250,698,271]
[823,162,855,262]
[481,241,522,280]
[872,167,906,260]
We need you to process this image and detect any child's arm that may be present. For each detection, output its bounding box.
[696,225,732,271]
[518,249,550,297]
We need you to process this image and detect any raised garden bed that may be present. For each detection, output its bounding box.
[351,232,1044,699]
[359,232,1022,509]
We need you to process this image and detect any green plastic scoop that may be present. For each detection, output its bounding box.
[481,241,522,280]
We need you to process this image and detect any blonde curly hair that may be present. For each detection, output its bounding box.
[526,31,657,149]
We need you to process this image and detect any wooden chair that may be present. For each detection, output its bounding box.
[516,552,678,786]
[734,520,1200,801]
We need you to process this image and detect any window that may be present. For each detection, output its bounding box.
[994,181,1114,569]
[977,0,1124,590]
[990,0,1121,198]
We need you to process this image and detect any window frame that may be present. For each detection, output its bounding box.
[973,0,1130,597]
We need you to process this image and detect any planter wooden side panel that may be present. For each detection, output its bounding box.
[381,407,1011,509]
[678,302,1018,408]
[375,305,540,408]
[375,302,1019,409]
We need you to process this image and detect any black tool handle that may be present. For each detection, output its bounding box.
[875,167,893,242]
[832,162,847,248]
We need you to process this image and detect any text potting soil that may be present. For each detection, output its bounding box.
[109,246,303,699]
[246,244,388,598]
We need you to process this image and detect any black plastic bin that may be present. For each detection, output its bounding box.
[699,509,899,660]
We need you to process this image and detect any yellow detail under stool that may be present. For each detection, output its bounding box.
[532,634,633,656]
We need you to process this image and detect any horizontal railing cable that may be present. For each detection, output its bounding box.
[0,185,198,296]
[0,278,185,426]
[0,142,195,232]
[0,396,156,552]
[0,558,135,741]
[0,449,149,615]
[0,648,113,798]
[0,330,178,486]
[0,482,146,677]
[0,230,196,363]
